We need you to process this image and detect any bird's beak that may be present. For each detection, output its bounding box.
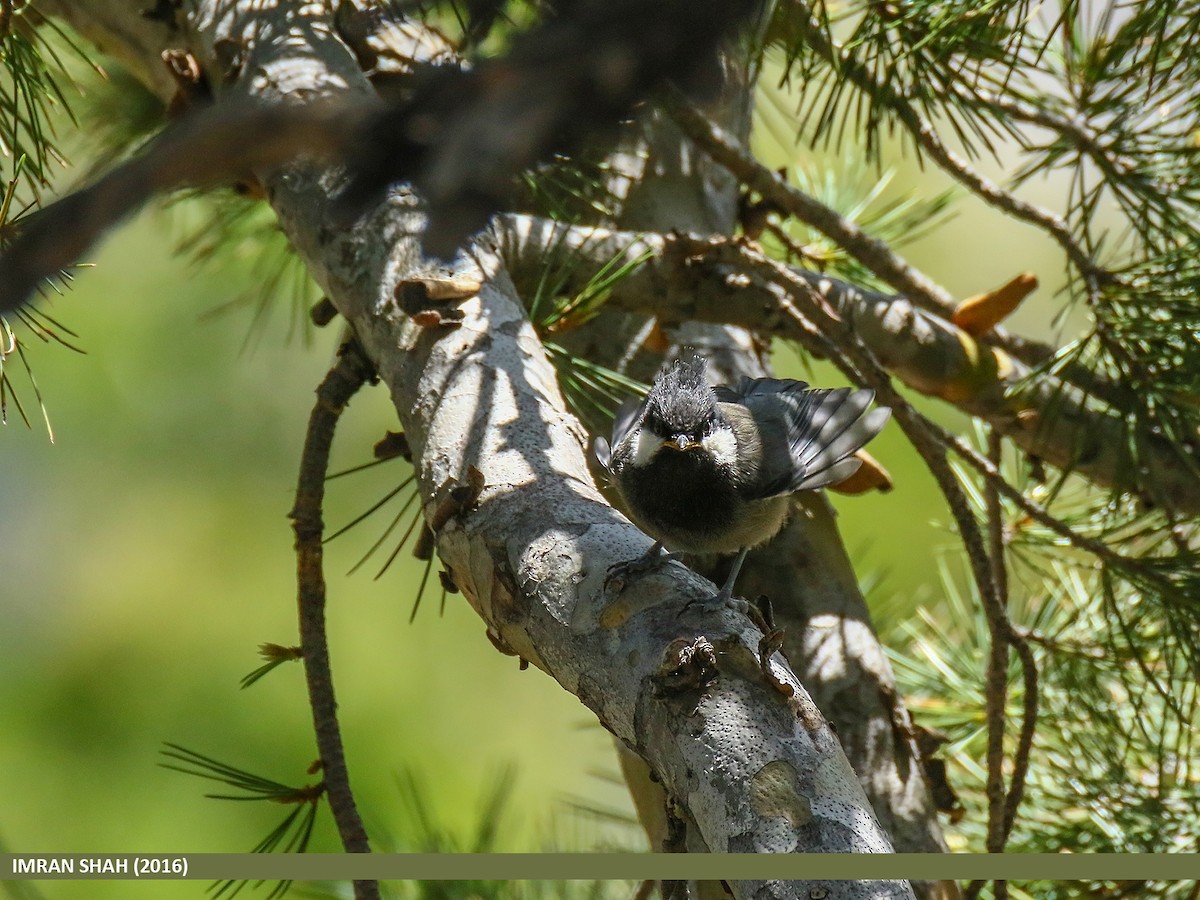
[671,435,697,451]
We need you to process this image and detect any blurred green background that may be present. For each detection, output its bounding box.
[0,47,1077,899]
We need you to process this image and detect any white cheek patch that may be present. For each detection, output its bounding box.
[632,428,663,466]
[702,428,738,465]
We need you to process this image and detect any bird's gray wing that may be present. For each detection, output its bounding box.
[592,395,644,472]
[793,391,890,490]
[721,377,890,497]
[714,376,808,406]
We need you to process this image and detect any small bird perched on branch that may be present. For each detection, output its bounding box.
[593,353,890,602]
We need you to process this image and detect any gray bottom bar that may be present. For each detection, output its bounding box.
[2,853,1198,882]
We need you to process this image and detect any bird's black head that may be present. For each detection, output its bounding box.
[642,353,723,446]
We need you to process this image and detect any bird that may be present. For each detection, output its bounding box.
[592,352,891,603]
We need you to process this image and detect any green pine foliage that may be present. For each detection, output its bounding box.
[5,0,1200,889]
[771,0,1200,486]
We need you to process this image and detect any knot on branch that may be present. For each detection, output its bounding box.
[394,274,482,329]
[427,466,486,535]
[653,636,718,695]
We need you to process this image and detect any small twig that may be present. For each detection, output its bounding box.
[289,338,380,900]
[990,431,1039,845]
[786,0,1111,288]
[966,91,1139,187]
[988,436,1036,854]
[905,113,1103,285]
[762,220,824,267]
[664,90,959,318]
[1005,634,1039,839]
[981,429,1010,860]
[1013,625,1105,659]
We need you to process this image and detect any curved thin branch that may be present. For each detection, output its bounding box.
[753,246,1038,900]
[984,431,1039,847]
[773,2,1111,287]
[666,94,1135,416]
[982,436,1012,861]
[663,92,959,318]
[289,338,379,900]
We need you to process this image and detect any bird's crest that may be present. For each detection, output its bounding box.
[643,352,718,436]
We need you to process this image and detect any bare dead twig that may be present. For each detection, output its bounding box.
[289,338,380,900]
[981,429,1011,861]
[1006,634,1040,838]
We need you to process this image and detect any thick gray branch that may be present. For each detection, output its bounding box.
[44,1,916,893]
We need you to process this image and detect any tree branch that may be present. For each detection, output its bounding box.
[662,92,959,319]
[289,338,379,899]
[661,93,1159,436]
[493,216,1200,515]
[553,63,954,876]
[776,1,1112,287]
[35,1,915,892]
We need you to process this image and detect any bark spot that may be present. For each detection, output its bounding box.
[490,561,522,622]
[598,596,637,629]
[750,759,812,828]
[789,692,827,732]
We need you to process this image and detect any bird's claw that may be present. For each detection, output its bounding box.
[678,591,775,636]
[604,543,680,593]
[677,587,738,618]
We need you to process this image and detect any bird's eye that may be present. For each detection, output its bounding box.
[646,413,669,435]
